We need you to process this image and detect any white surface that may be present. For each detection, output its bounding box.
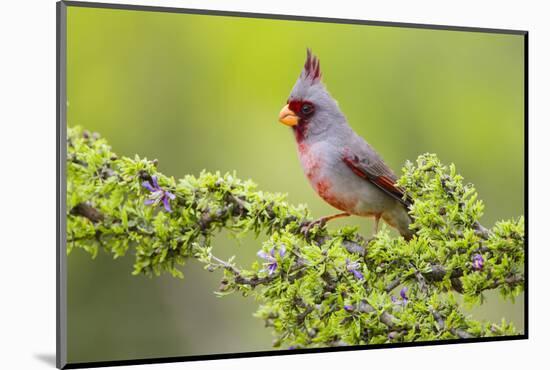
[0,0,546,369]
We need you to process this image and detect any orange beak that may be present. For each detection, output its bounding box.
[278,104,299,126]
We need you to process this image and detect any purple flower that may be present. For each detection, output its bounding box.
[343,304,354,312]
[472,254,484,271]
[400,287,409,304]
[391,286,409,306]
[279,244,286,258]
[142,175,176,212]
[257,245,286,275]
[346,259,364,280]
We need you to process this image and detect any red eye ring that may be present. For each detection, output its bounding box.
[288,100,315,118]
[300,103,314,115]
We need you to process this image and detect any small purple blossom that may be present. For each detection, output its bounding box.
[346,259,364,280]
[400,287,409,303]
[343,304,354,312]
[142,175,176,212]
[472,254,484,271]
[257,245,286,275]
[391,286,409,306]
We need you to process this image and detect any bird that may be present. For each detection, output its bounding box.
[278,49,413,240]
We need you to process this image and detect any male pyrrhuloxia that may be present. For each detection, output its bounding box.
[278,49,413,239]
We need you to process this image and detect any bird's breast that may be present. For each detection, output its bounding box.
[298,143,322,181]
[297,142,358,212]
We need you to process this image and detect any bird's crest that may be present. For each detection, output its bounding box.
[300,48,322,83]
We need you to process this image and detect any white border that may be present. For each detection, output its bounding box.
[1,1,546,369]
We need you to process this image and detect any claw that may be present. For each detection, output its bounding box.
[300,218,327,236]
[300,212,350,237]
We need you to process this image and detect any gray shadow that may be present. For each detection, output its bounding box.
[34,353,56,367]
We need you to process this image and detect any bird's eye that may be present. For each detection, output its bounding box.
[301,103,314,115]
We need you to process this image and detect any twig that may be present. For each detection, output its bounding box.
[70,202,104,223]
[430,309,473,339]
[473,221,492,240]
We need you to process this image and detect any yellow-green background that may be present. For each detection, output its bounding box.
[66,5,525,363]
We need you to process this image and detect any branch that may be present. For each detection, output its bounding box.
[70,202,103,223]
[66,126,525,347]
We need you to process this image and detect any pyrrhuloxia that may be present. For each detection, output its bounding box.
[278,49,413,239]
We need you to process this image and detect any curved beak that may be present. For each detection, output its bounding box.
[278,104,299,126]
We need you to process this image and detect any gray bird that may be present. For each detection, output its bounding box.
[278,49,413,239]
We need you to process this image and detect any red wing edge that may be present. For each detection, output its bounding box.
[342,155,412,208]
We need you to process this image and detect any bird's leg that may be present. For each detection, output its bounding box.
[301,212,350,235]
[373,214,381,236]
[359,214,382,245]
[318,212,351,224]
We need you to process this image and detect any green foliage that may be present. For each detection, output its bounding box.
[67,126,524,347]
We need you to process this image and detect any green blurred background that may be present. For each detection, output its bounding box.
[66,5,525,363]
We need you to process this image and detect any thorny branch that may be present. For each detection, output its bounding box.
[66,127,525,346]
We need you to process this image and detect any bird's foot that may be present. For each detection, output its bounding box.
[300,212,351,237]
[300,218,327,236]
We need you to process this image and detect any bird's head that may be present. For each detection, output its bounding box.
[279,49,345,142]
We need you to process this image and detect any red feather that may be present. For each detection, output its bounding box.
[342,155,411,208]
[302,49,322,81]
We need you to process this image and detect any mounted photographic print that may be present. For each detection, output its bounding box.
[57,1,527,368]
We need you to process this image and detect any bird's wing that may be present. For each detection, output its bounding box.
[341,136,412,208]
